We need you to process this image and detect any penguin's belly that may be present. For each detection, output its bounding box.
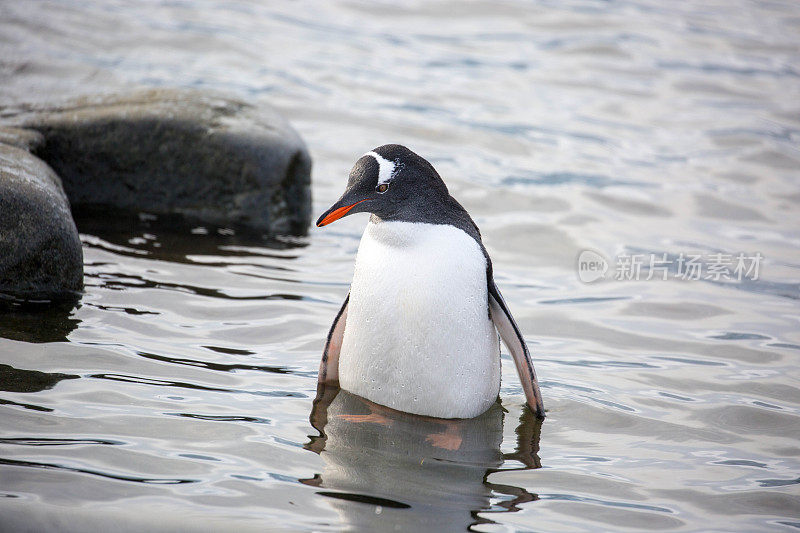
[339,221,501,419]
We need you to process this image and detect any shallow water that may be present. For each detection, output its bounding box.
[1,1,800,531]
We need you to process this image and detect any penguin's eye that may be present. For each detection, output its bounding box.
[376,183,389,194]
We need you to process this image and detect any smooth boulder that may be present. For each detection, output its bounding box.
[0,141,83,301]
[2,89,312,235]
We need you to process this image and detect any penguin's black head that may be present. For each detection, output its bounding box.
[316,144,450,227]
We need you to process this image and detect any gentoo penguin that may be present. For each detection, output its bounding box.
[316,144,545,420]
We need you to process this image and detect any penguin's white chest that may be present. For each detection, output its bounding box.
[339,220,500,419]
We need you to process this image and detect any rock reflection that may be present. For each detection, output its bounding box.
[0,364,78,393]
[0,300,80,343]
[303,385,541,532]
[74,206,304,265]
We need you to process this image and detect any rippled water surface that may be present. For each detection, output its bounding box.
[2,1,800,531]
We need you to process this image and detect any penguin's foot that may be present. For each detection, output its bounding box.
[337,412,393,426]
[425,422,463,451]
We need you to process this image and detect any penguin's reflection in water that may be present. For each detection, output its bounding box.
[302,385,542,532]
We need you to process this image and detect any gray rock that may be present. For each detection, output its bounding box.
[0,142,83,300]
[1,89,312,235]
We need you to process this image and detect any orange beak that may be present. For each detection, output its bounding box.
[316,199,368,227]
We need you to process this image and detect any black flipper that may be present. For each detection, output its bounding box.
[488,281,545,419]
[319,294,349,384]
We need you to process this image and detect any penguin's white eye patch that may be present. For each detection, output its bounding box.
[365,151,396,186]
[376,183,389,194]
